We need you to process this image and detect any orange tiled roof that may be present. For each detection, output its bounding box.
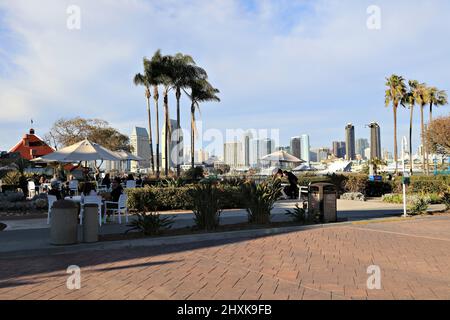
[9,129,55,160]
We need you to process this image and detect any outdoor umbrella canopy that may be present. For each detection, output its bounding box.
[261,150,303,163]
[113,150,144,161]
[37,139,122,162]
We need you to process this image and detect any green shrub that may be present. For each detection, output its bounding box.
[126,184,244,212]
[408,197,430,216]
[126,212,174,236]
[285,203,306,223]
[344,175,367,193]
[242,178,282,224]
[190,182,222,230]
[443,192,450,210]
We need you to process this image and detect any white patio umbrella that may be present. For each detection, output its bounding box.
[261,150,303,163]
[37,139,122,162]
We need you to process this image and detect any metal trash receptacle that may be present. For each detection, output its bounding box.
[50,200,79,245]
[308,183,337,223]
[82,204,99,243]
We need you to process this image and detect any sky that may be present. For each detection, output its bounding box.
[0,0,449,157]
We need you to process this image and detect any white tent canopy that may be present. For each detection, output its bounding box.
[261,150,303,163]
[113,150,144,161]
[36,139,122,162]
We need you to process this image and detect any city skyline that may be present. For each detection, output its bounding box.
[1,1,449,155]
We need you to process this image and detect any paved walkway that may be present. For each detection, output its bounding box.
[1,215,450,300]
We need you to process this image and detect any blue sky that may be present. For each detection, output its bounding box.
[0,0,449,156]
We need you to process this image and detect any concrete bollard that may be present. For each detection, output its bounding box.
[82,204,99,243]
[50,200,79,245]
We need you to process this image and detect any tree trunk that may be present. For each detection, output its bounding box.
[426,102,434,175]
[176,87,181,178]
[145,88,155,175]
[164,91,169,177]
[393,104,398,174]
[409,104,414,175]
[420,104,426,174]
[153,86,160,179]
[191,103,195,169]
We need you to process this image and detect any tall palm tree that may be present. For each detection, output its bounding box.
[401,80,419,175]
[385,74,407,174]
[428,87,448,122]
[414,83,429,174]
[170,53,207,177]
[185,79,220,168]
[133,58,155,174]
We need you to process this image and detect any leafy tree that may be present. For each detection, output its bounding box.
[425,115,450,157]
[46,117,131,152]
[427,87,448,122]
[401,80,420,175]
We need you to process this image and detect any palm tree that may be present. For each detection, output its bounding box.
[170,53,207,177]
[133,58,155,174]
[414,83,429,174]
[185,79,220,169]
[428,87,448,122]
[401,80,419,175]
[385,74,407,174]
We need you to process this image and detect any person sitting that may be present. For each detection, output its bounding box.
[48,181,62,200]
[110,178,123,202]
[136,174,143,186]
[283,170,299,199]
[127,173,135,181]
[81,182,97,197]
[101,173,111,189]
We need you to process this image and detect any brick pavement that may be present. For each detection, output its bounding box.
[1,216,450,300]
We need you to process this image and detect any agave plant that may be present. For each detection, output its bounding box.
[190,181,222,231]
[126,212,174,236]
[285,203,306,223]
[242,178,282,225]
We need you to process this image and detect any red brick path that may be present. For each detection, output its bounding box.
[1,217,450,300]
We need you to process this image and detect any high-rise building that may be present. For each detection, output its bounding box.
[244,132,252,167]
[332,141,346,159]
[368,122,381,160]
[345,123,356,160]
[311,147,330,162]
[130,126,151,172]
[301,134,310,164]
[161,119,183,171]
[290,137,301,160]
[224,141,244,168]
[356,138,369,159]
[251,138,273,166]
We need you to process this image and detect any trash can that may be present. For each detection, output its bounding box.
[50,200,79,245]
[82,204,99,243]
[308,183,337,223]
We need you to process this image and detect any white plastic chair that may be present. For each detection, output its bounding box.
[97,185,109,193]
[80,195,103,226]
[47,195,57,224]
[125,180,136,189]
[27,181,37,198]
[69,180,79,196]
[104,194,128,224]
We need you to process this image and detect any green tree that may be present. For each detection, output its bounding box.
[170,53,207,177]
[425,115,450,157]
[185,79,220,169]
[428,87,448,122]
[401,80,419,175]
[414,83,430,174]
[134,58,155,174]
[385,74,407,174]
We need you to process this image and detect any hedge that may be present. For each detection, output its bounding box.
[126,185,245,212]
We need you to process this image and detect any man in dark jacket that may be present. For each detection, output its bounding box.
[283,170,299,199]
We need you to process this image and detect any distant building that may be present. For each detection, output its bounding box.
[332,141,346,159]
[161,119,183,171]
[311,147,330,162]
[244,132,252,167]
[290,137,301,160]
[9,128,54,160]
[224,141,244,168]
[130,126,151,172]
[301,134,310,164]
[368,122,381,160]
[364,148,371,160]
[251,138,273,166]
[356,138,369,160]
[345,124,356,160]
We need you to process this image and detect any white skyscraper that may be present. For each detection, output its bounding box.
[130,126,151,172]
[301,134,310,164]
[162,119,183,171]
[224,141,244,168]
